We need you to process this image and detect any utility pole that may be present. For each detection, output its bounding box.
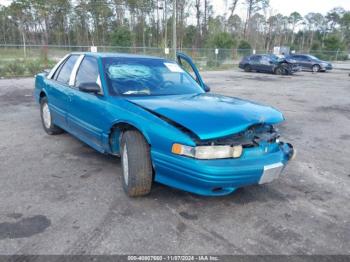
[164,0,167,49]
[8,16,26,59]
[172,0,177,60]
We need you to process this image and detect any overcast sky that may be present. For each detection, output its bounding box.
[1,0,350,17]
[221,0,350,17]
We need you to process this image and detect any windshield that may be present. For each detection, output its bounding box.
[102,57,204,96]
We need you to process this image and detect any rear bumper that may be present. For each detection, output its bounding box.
[292,65,302,72]
[152,142,294,196]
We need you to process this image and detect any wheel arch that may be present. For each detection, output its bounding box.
[108,120,151,155]
[39,90,47,102]
[312,64,320,70]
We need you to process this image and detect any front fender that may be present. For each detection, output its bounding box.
[105,98,196,155]
[34,73,48,103]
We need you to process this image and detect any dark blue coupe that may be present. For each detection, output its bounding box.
[239,54,301,75]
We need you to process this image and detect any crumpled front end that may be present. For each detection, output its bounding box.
[152,123,295,196]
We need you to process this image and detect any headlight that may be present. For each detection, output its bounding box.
[171,143,243,159]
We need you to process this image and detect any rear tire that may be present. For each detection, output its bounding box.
[120,130,153,197]
[40,97,63,135]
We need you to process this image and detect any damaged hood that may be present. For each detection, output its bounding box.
[127,93,284,140]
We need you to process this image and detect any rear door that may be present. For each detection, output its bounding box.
[176,52,209,92]
[46,54,79,128]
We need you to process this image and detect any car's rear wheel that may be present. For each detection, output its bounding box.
[120,130,153,197]
[312,64,320,73]
[40,97,63,135]
[244,65,251,72]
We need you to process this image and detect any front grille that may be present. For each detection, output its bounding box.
[197,124,279,147]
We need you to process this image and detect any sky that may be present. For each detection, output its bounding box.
[222,0,350,18]
[1,0,350,17]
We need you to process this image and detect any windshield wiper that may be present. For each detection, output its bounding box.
[123,90,150,95]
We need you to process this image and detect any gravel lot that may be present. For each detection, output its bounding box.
[0,69,349,255]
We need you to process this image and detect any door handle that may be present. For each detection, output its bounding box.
[67,92,74,102]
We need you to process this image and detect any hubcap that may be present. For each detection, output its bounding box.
[122,144,129,185]
[313,66,318,72]
[42,103,51,129]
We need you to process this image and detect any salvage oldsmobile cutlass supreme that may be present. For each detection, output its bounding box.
[34,52,295,197]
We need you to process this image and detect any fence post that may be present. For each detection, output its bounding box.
[335,49,339,61]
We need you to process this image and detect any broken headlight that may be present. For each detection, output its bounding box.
[171,143,243,159]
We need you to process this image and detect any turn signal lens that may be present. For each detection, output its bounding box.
[171,143,183,154]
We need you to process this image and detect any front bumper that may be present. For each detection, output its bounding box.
[321,64,333,71]
[152,142,294,196]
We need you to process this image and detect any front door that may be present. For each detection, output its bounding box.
[66,55,107,151]
[298,55,312,70]
[176,52,209,92]
[259,55,273,72]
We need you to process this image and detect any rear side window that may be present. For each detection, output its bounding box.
[56,55,79,84]
[75,56,99,87]
[251,56,261,62]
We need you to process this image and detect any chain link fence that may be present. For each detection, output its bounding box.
[0,44,349,77]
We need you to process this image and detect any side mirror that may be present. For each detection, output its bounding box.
[78,82,101,94]
[204,84,210,92]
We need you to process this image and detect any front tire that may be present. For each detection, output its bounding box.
[312,64,320,73]
[274,66,284,75]
[40,97,63,135]
[244,65,251,72]
[120,130,153,197]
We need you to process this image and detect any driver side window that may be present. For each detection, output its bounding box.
[178,58,197,81]
[75,56,100,89]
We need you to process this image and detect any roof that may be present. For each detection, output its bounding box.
[69,52,166,60]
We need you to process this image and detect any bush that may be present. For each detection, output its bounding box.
[238,40,252,50]
[26,60,43,75]
[206,59,217,68]
[237,40,252,58]
[5,60,25,76]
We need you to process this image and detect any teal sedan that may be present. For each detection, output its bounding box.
[34,52,295,197]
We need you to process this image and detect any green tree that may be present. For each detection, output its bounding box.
[289,12,302,44]
[341,12,350,48]
[238,39,251,49]
[110,26,133,46]
[243,0,269,38]
[206,32,236,48]
[324,35,344,51]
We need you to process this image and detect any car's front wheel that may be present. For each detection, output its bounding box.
[120,130,153,197]
[274,66,284,75]
[244,65,251,72]
[312,64,320,73]
[40,97,63,135]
